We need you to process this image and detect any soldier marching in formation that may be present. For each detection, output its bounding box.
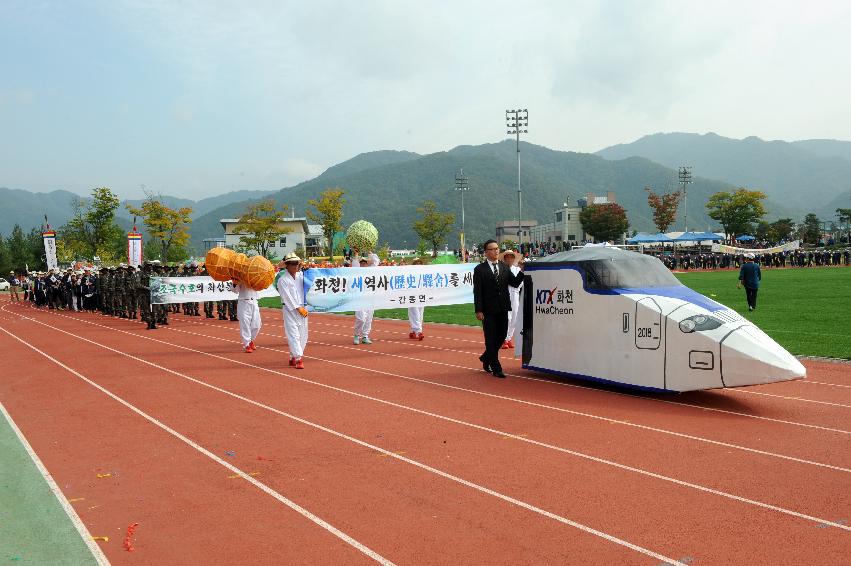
[7,261,244,332]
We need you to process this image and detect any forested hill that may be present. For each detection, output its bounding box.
[6,135,835,251]
[189,141,769,250]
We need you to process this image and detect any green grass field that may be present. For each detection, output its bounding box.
[260,267,851,359]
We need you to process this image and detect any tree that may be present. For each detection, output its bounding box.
[233,199,291,259]
[579,203,630,243]
[307,188,345,261]
[798,213,822,245]
[837,208,851,244]
[705,188,767,239]
[644,187,682,233]
[127,197,193,262]
[0,234,9,274]
[767,218,795,243]
[754,220,771,241]
[8,225,32,271]
[412,200,455,257]
[61,187,123,261]
[501,239,518,251]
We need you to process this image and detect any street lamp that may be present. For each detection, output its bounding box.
[506,108,529,248]
[455,169,469,261]
[678,166,693,232]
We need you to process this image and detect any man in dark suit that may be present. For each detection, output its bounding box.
[737,253,762,311]
[474,239,524,378]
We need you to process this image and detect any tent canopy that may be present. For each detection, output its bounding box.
[626,233,673,243]
[694,231,723,241]
[736,235,755,241]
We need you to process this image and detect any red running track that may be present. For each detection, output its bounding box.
[0,296,848,565]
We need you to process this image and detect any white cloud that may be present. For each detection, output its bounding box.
[4,0,851,198]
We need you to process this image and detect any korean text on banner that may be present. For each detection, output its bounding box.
[150,263,478,310]
[150,276,278,304]
[305,263,476,312]
[42,230,58,271]
[127,232,143,268]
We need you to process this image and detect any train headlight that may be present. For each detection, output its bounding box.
[679,314,723,333]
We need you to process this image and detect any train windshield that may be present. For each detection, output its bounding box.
[582,256,681,290]
[532,248,681,290]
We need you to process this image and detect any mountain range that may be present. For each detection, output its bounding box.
[3,133,849,251]
[596,132,851,215]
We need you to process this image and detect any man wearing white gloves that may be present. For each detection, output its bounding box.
[276,253,309,369]
[235,276,262,353]
[500,250,523,350]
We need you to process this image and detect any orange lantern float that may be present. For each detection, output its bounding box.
[243,255,275,291]
[230,253,249,283]
[205,247,236,282]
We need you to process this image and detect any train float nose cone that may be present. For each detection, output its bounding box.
[721,326,806,387]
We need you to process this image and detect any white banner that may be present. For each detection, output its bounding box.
[150,263,478,311]
[711,240,800,254]
[304,263,476,312]
[127,232,143,268]
[150,276,278,304]
[42,230,58,271]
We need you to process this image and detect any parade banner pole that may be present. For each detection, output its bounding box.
[127,219,143,268]
[42,215,58,271]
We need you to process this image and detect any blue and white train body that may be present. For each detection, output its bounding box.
[520,248,805,392]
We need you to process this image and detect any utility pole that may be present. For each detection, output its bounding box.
[678,166,693,232]
[506,109,528,249]
[455,169,469,261]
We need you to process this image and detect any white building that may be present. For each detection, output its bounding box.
[220,217,326,259]
[528,192,618,247]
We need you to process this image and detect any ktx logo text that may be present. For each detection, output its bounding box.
[535,287,573,305]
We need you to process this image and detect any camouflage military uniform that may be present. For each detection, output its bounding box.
[201,268,215,318]
[126,266,139,319]
[138,263,155,329]
[153,265,169,325]
[105,269,116,315]
[98,268,109,315]
[116,267,128,318]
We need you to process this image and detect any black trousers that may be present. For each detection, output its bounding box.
[481,311,509,371]
[745,287,758,309]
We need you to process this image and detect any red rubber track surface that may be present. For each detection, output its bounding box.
[0,296,848,565]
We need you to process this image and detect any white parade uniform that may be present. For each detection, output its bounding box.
[408,306,424,333]
[235,283,262,347]
[276,270,308,359]
[505,265,523,342]
[354,253,380,339]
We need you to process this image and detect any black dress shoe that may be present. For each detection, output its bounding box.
[492,369,506,378]
[479,354,491,373]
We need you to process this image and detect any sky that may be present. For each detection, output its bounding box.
[2,0,850,200]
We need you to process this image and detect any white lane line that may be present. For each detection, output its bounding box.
[798,381,851,389]
[728,388,851,409]
[181,315,851,438]
[308,318,483,345]
[0,325,394,566]
[3,310,687,565]
[218,333,851,472]
[19,303,850,433]
[0,401,110,566]
[18,308,851,533]
[34,307,851,470]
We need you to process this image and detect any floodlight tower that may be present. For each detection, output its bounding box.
[506,108,529,247]
[455,169,469,260]
[678,166,693,232]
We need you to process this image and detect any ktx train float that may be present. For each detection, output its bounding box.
[520,247,805,392]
